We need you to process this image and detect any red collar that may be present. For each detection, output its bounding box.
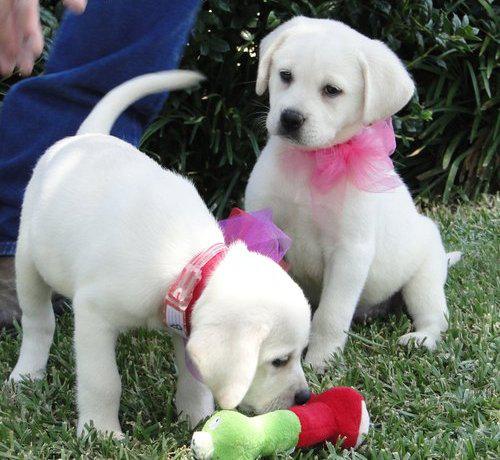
[162,243,227,337]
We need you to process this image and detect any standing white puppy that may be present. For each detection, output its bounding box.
[245,17,460,371]
[9,71,312,437]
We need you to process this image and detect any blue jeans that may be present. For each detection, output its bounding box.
[0,0,201,256]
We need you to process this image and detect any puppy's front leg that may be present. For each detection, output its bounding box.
[73,300,123,438]
[305,243,374,372]
[173,335,214,428]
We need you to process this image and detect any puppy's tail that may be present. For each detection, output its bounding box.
[77,70,204,136]
[447,251,462,268]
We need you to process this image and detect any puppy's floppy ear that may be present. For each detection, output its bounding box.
[359,39,415,125]
[186,323,269,409]
[256,16,313,96]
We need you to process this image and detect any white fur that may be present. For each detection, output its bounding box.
[191,431,214,459]
[9,71,311,437]
[245,17,460,371]
[355,401,370,448]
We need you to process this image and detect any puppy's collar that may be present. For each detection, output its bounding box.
[162,243,227,338]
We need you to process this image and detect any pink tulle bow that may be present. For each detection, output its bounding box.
[219,208,291,264]
[297,118,402,193]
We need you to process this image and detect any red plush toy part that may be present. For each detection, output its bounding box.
[290,387,368,449]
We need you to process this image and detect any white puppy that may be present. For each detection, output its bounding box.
[245,17,460,371]
[9,71,311,437]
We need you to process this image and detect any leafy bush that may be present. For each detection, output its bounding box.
[2,0,498,216]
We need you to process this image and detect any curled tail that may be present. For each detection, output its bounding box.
[447,251,462,267]
[77,70,204,136]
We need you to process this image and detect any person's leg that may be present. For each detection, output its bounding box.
[0,0,201,327]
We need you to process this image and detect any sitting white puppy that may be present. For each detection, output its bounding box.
[9,71,311,437]
[245,17,460,371]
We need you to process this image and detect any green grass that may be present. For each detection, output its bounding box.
[0,198,498,459]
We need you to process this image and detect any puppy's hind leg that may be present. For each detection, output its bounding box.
[73,295,123,438]
[399,235,449,350]
[10,250,55,382]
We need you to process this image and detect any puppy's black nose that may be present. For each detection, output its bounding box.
[280,109,305,133]
[294,389,311,405]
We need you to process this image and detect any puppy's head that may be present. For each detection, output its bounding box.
[187,242,311,414]
[256,16,415,148]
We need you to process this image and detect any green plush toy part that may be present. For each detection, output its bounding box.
[191,387,369,460]
[191,410,300,460]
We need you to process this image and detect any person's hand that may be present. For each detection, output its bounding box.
[0,0,87,77]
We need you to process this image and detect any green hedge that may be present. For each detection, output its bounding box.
[2,0,498,217]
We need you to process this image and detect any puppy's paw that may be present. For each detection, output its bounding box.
[304,351,327,373]
[176,388,214,429]
[9,367,45,383]
[304,343,343,374]
[398,331,438,350]
[77,420,124,439]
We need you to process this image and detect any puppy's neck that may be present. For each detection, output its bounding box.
[163,242,227,337]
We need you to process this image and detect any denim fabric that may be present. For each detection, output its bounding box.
[0,0,201,256]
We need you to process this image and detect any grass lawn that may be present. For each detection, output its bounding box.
[0,198,498,459]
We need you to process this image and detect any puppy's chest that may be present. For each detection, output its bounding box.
[265,162,374,279]
[269,175,333,283]
[271,168,341,241]
[249,147,360,280]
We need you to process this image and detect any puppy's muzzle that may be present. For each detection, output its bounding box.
[279,108,305,135]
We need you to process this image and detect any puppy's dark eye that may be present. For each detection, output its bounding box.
[280,70,293,83]
[272,355,291,367]
[323,84,342,97]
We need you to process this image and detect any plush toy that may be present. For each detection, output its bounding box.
[191,387,369,460]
